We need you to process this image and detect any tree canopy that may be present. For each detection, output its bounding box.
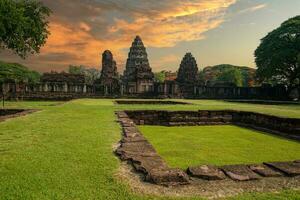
[0,0,51,58]
[216,68,243,87]
[199,64,257,87]
[255,15,300,88]
[0,60,40,84]
[68,65,101,85]
[154,71,166,83]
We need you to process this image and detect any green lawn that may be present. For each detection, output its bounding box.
[1,99,300,200]
[138,125,300,169]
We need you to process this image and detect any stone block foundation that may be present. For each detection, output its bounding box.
[115,100,190,105]
[0,109,38,122]
[115,110,300,187]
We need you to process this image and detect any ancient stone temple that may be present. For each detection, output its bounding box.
[98,50,120,95]
[40,72,87,93]
[123,36,154,94]
[177,53,199,96]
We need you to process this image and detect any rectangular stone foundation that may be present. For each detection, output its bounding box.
[115,110,300,186]
[115,100,190,105]
[125,110,300,140]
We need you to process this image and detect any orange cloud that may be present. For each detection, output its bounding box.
[1,0,238,72]
[40,22,128,68]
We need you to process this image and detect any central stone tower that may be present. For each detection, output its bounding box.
[123,36,154,94]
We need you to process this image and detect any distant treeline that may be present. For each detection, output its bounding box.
[199,64,257,87]
[154,64,258,87]
[1,61,259,87]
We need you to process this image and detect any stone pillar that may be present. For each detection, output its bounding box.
[164,83,167,95]
[120,85,124,96]
[44,84,48,92]
[64,83,68,92]
[83,85,87,93]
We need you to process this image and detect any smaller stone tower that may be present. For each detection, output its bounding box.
[177,53,199,96]
[99,50,119,95]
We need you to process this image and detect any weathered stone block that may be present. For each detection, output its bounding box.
[132,156,168,174]
[264,161,300,176]
[146,168,190,186]
[221,165,261,181]
[119,141,156,154]
[187,165,226,180]
[117,151,158,161]
[121,134,147,143]
[249,164,282,177]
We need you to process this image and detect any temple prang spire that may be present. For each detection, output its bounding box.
[123,36,154,94]
[177,52,199,97]
[98,50,120,95]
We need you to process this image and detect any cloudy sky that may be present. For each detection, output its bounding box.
[1,0,300,73]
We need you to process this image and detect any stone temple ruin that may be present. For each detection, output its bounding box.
[177,53,199,96]
[122,36,154,94]
[96,50,120,95]
[1,35,291,100]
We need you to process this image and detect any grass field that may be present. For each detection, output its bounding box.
[139,125,300,169]
[1,99,300,200]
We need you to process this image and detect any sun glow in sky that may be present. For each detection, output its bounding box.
[1,0,300,72]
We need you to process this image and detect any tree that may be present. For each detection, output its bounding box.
[200,64,256,87]
[68,65,85,75]
[216,68,243,87]
[0,60,40,107]
[0,0,51,58]
[154,71,166,83]
[255,15,300,88]
[84,68,101,85]
[0,60,40,84]
[68,65,100,85]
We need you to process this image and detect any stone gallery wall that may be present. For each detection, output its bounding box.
[8,92,97,101]
[192,85,288,100]
[2,81,292,100]
[125,110,300,139]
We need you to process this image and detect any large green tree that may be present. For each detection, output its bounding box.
[200,64,257,87]
[216,68,243,87]
[255,15,300,88]
[0,0,51,58]
[154,71,166,83]
[0,60,40,84]
[68,65,101,85]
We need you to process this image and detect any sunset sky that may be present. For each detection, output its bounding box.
[1,0,300,73]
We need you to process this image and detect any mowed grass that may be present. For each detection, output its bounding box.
[138,125,300,169]
[0,99,300,200]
